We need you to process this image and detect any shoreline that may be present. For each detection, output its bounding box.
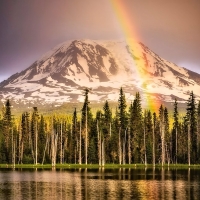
[1,163,200,169]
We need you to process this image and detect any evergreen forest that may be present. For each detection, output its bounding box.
[0,88,200,166]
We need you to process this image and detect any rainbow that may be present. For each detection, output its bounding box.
[109,0,161,112]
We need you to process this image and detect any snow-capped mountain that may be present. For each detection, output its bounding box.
[0,39,199,105]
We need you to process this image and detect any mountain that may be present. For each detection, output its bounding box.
[0,39,200,107]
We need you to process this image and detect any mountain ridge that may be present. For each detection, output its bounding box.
[0,39,199,106]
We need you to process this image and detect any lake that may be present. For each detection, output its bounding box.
[0,167,199,199]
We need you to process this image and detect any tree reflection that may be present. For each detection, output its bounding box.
[0,168,200,199]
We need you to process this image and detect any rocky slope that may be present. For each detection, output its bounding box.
[0,39,199,106]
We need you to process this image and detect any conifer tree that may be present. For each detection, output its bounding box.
[3,86,200,165]
[143,110,147,165]
[164,107,170,165]
[146,110,153,164]
[186,91,197,164]
[172,99,179,164]
[38,115,46,163]
[197,101,200,161]
[72,108,78,163]
[96,110,103,165]
[118,88,127,131]
[2,99,12,163]
[81,88,92,164]
[178,117,188,163]
[19,113,26,163]
[78,115,82,165]
[51,116,58,166]
[41,115,51,164]
[159,105,165,166]
[31,107,39,164]
[20,112,31,163]
[129,92,143,163]
[103,100,112,125]
[88,118,98,164]
[152,112,157,165]
[102,100,112,163]
[118,87,128,164]
[110,107,119,163]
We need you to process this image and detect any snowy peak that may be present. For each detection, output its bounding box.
[3,40,126,86]
[0,39,200,105]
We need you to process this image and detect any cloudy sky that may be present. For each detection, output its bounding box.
[0,0,200,82]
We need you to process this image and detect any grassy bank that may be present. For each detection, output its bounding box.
[1,163,200,169]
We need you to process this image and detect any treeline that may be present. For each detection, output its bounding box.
[0,88,200,166]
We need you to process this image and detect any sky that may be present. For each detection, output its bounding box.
[0,0,200,82]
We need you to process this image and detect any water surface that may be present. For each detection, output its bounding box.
[0,168,199,199]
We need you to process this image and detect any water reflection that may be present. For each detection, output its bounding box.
[0,168,200,199]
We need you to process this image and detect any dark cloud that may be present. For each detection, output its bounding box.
[0,0,199,81]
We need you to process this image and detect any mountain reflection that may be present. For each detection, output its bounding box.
[0,168,199,199]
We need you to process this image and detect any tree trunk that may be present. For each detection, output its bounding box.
[109,123,111,137]
[51,130,55,166]
[52,132,58,167]
[31,141,35,164]
[18,124,21,164]
[97,120,100,165]
[122,138,125,165]
[153,120,155,166]
[42,135,49,165]
[20,142,24,165]
[197,117,199,159]
[51,118,58,167]
[176,127,178,164]
[13,136,15,168]
[166,144,170,166]
[118,127,122,165]
[99,131,102,166]
[12,128,15,167]
[85,105,88,165]
[128,127,131,164]
[35,121,38,165]
[60,122,63,164]
[161,115,165,166]
[188,121,191,166]
[79,119,82,165]
[102,138,105,166]
[144,126,147,166]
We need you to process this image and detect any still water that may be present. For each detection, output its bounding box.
[0,167,200,199]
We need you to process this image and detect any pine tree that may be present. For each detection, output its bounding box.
[159,105,165,166]
[152,112,156,166]
[38,115,46,163]
[129,92,143,163]
[146,110,153,164]
[19,113,26,164]
[2,99,12,163]
[118,88,127,131]
[51,116,58,166]
[31,107,39,164]
[178,117,188,164]
[186,91,197,164]
[103,100,112,126]
[88,117,98,164]
[96,110,103,165]
[110,107,119,163]
[143,110,147,165]
[72,108,78,163]
[172,99,179,164]
[118,87,128,164]
[81,88,92,164]
[197,101,200,161]
[164,107,170,165]
[102,100,112,163]
[20,112,32,163]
